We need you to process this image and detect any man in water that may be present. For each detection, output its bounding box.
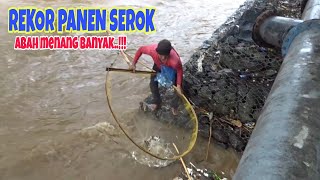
[130,39,183,115]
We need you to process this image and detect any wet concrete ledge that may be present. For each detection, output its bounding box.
[181,0,303,151]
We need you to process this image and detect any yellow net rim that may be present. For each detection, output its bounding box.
[105,69,198,160]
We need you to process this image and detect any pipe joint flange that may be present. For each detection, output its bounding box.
[282,19,320,57]
[252,9,278,48]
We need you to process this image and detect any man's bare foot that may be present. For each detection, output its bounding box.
[149,104,158,111]
[171,107,178,116]
[140,102,158,112]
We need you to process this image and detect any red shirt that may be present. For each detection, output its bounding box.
[133,44,183,86]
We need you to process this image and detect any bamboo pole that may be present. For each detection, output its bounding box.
[123,51,154,71]
[172,143,192,180]
[105,67,156,75]
[120,50,132,67]
[205,120,213,161]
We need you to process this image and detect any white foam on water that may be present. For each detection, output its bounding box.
[79,122,120,139]
[130,136,175,168]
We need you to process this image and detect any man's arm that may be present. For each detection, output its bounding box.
[132,45,152,66]
[171,48,183,92]
[176,62,183,88]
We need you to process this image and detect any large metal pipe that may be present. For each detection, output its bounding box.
[234,20,320,180]
[302,0,320,20]
[253,14,302,48]
[252,0,320,48]
[234,0,320,178]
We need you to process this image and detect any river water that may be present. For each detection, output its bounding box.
[0,0,246,179]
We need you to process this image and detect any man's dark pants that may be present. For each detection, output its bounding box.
[149,64,179,109]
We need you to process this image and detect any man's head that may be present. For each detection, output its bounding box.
[156,39,172,63]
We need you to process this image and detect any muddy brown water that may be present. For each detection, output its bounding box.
[1,0,245,179]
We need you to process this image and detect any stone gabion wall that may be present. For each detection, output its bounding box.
[182,0,303,151]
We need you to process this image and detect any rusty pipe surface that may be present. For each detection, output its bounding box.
[257,16,302,48]
[302,0,320,20]
[253,0,320,49]
[234,22,320,180]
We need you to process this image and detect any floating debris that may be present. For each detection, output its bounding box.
[174,162,227,180]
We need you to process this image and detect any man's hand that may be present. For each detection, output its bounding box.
[129,64,136,73]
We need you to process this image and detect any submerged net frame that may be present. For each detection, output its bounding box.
[105,51,199,160]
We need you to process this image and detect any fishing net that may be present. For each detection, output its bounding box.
[105,52,198,167]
